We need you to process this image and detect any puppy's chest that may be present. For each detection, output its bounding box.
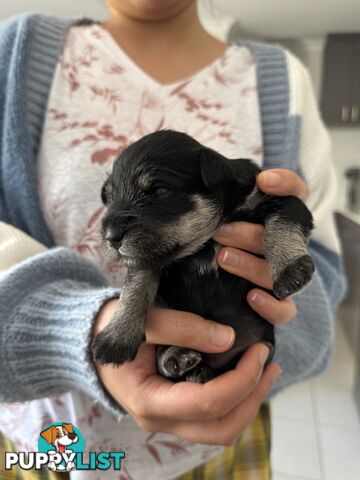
[158,242,249,319]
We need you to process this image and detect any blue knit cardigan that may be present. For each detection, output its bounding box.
[0,13,346,415]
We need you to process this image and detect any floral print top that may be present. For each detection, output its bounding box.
[38,24,262,287]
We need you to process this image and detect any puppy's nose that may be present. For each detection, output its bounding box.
[105,227,124,249]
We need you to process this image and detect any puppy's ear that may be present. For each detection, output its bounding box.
[200,149,232,190]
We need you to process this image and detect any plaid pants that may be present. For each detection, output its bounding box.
[0,403,271,480]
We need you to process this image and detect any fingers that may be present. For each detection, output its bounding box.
[146,307,235,353]
[213,222,264,254]
[139,343,271,422]
[257,169,309,201]
[216,248,273,290]
[139,362,282,445]
[214,246,296,324]
[247,289,297,325]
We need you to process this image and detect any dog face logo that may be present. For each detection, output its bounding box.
[40,423,78,454]
[39,423,80,472]
[6,422,125,472]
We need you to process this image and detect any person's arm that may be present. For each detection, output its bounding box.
[268,53,346,392]
[0,224,123,416]
[214,54,346,395]
[0,222,46,273]
[0,222,283,443]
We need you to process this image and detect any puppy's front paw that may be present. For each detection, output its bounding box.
[186,364,214,383]
[157,347,202,379]
[92,324,145,365]
[273,254,314,299]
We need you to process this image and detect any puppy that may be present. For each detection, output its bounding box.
[92,130,314,382]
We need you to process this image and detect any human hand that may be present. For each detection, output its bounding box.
[213,169,309,325]
[93,299,281,445]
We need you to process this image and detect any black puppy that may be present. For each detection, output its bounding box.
[92,130,314,382]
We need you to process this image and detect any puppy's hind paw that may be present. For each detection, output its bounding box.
[157,347,202,379]
[92,326,144,365]
[186,364,214,383]
[273,254,314,300]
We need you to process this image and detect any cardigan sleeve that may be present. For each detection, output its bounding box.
[0,15,126,418]
[270,52,347,396]
[0,223,124,418]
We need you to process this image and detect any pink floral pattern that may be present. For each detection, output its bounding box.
[37,24,262,290]
[1,25,263,479]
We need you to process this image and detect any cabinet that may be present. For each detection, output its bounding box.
[322,34,360,126]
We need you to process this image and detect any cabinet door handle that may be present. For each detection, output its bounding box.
[342,105,350,122]
[351,105,359,123]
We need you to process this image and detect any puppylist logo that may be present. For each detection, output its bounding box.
[5,422,125,473]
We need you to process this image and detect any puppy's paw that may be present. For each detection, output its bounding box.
[273,254,314,300]
[157,347,202,379]
[92,325,145,365]
[186,364,214,383]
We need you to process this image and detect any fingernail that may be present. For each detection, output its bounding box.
[249,292,265,307]
[211,324,235,347]
[222,249,239,266]
[259,345,270,367]
[262,172,281,188]
[216,224,232,236]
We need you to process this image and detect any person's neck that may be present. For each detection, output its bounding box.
[101,2,228,85]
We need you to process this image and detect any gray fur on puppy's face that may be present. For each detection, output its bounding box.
[101,131,223,268]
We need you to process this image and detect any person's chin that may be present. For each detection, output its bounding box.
[114,0,196,23]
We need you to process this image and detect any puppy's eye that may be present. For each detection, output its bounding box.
[150,186,170,197]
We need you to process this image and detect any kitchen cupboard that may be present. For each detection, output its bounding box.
[322,34,360,126]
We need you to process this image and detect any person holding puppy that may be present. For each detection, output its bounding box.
[0,1,345,479]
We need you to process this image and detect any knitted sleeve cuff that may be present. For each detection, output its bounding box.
[0,247,124,418]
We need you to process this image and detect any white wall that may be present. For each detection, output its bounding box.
[3,0,360,39]
[0,0,108,21]
[218,0,360,38]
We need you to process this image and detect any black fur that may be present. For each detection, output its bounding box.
[92,130,314,381]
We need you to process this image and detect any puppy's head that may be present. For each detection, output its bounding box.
[101,130,242,268]
[40,423,78,449]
